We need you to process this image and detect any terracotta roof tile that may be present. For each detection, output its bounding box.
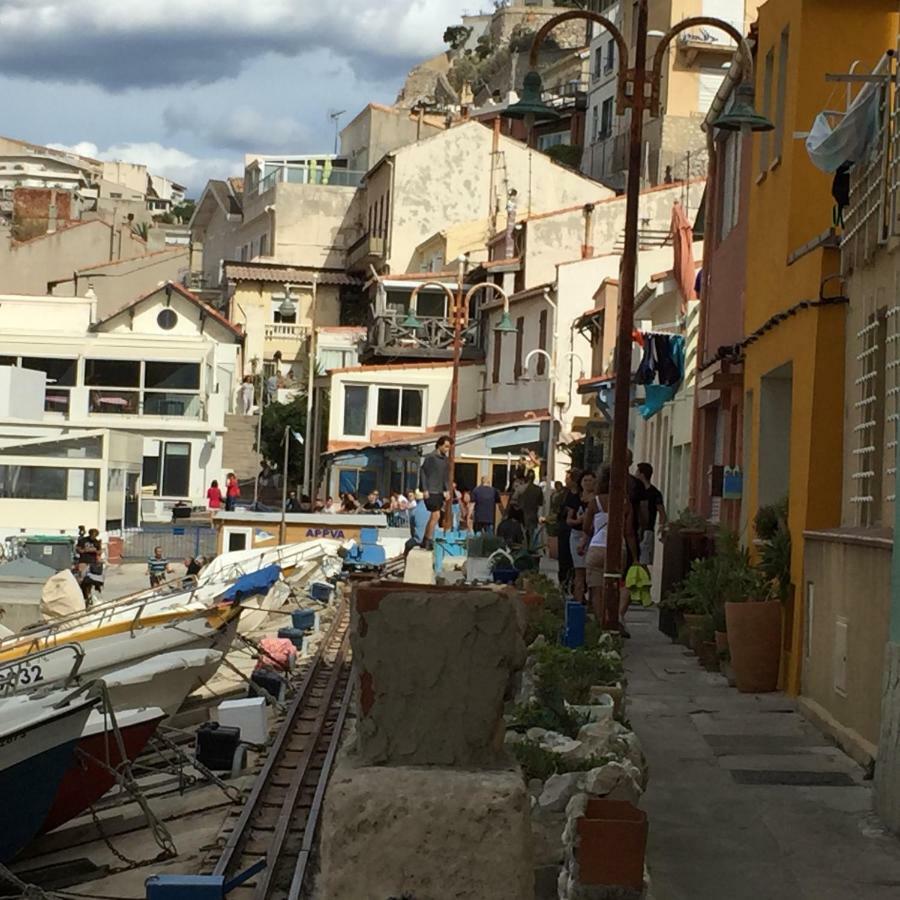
[223,262,362,286]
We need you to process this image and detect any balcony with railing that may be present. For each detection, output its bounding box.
[258,163,365,195]
[543,79,590,113]
[347,232,386,271]
[363,310,484,362]
[264,322,311,341]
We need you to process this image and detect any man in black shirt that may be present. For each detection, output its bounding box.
[418,435,452,549]
[636,462,667,564]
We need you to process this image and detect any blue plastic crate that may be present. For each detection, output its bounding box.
[291,608,316,631]
[277,626,306,651]
[308,581,332,602]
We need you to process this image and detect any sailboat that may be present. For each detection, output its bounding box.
[0,691,97,861]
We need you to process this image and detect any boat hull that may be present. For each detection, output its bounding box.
[41,710,165,834]
[0,699,95,862]
[1,607,240,701]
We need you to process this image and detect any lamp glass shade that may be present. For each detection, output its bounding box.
[494,311,518,334]
[401,310,422,330]
[504,71,561,122]
[713,82,774,132]
[278,296,297,317]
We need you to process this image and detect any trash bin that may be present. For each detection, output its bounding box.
[107,536,123,563]
[22,536,74,572]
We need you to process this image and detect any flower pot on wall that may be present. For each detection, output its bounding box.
[576,798,648,890]
[724,600,782,693]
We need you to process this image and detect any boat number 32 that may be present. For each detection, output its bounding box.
[0,663,43,695]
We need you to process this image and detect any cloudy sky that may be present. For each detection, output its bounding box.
[0,0,468,195]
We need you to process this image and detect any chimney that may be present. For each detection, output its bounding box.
[47,189,58,235]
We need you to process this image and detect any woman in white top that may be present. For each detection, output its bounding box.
[581,467,638,620]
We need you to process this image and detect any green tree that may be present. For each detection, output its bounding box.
[173,200,196,222]
[443,25,472,51]
[259,391,331,493]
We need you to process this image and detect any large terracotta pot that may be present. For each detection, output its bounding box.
[724,600,782,693]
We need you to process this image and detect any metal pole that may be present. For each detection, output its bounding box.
[303,277,318,501]
[279,425,290,543]
[253,369,263,508]
[443,257,466,531]
[601,0,648,631]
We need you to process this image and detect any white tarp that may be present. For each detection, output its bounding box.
[41,570,86,620]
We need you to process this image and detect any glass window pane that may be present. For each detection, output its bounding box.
[358,469,378,495]
[338,469,359,495]
[21,357,77,386]
[377,388,400,426]
[400,389,423,427]
[343,386,368,436]
[143,456,160,496]
[0,356,16,366]
[0,465,67,500]
[83,470,100,501]
[144,361,200,390]
[162,442,190,496]
[416,293,446,318]
[85,359,141,387]
[0,436,102,458]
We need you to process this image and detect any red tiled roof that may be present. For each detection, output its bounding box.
[223,262,362,286]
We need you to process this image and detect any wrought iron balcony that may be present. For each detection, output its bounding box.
[362,312,484,362]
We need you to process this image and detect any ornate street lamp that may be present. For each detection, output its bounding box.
[510,3,771,632]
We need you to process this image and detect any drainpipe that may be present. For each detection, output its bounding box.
[490,118,501,236]
[687,51,744,512]
[265,204,276,255]
[384,159,395,271]
[581,203,595,259]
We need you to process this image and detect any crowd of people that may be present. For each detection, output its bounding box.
[555,452,667,638]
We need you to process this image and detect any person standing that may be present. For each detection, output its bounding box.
[225,472,240,511]
[238,376,254,415]
[207,479,223,511]
[556,469,580,590]
[570,471,596,605]
[147,545,173,588]
[471,476,501,535]
[636,462,667,565]
[518,470,544,536]
[418,435,451,550]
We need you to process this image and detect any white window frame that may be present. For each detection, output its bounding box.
[341,383,369,439]
[374,385,426,431]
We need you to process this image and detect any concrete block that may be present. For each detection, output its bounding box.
[403,547,436,584]
[317,757,534,900]
[351,582,526,767]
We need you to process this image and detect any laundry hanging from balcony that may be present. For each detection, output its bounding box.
[805,79,880,174]
[633,331,686,420]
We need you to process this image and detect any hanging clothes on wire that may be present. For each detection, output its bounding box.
[635,332,686,420]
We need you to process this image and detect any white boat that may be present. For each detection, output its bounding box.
[0,691,97,861]
[100,648,224,716]
[0,605,240,698]
[197,539,343,585]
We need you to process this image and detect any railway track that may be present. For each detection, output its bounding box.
[213,599,353,899]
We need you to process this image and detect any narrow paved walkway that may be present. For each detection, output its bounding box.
[626,607,900,900]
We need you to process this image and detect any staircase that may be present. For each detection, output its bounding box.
[222,413,260,483]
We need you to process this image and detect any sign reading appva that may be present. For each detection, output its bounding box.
[305,528,346,539]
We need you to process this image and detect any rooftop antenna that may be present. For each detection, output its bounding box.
[329,109,346,155]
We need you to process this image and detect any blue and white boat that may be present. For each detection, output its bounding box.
[0,691,97,862]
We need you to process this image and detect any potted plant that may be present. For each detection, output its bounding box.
[724,517,788,693]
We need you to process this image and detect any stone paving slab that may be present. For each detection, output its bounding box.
[625,607,900,900]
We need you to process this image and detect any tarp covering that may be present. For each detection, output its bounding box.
[221,563,281,602]
[806,82,880,173]
[41,570,85,620]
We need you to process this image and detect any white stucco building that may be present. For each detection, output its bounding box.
[0,283,242,531]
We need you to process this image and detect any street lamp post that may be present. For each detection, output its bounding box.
[522,348,586,516]
[409,278,518,532]
[505,2,769,630]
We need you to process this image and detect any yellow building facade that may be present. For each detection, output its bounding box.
[743,0,897,694]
